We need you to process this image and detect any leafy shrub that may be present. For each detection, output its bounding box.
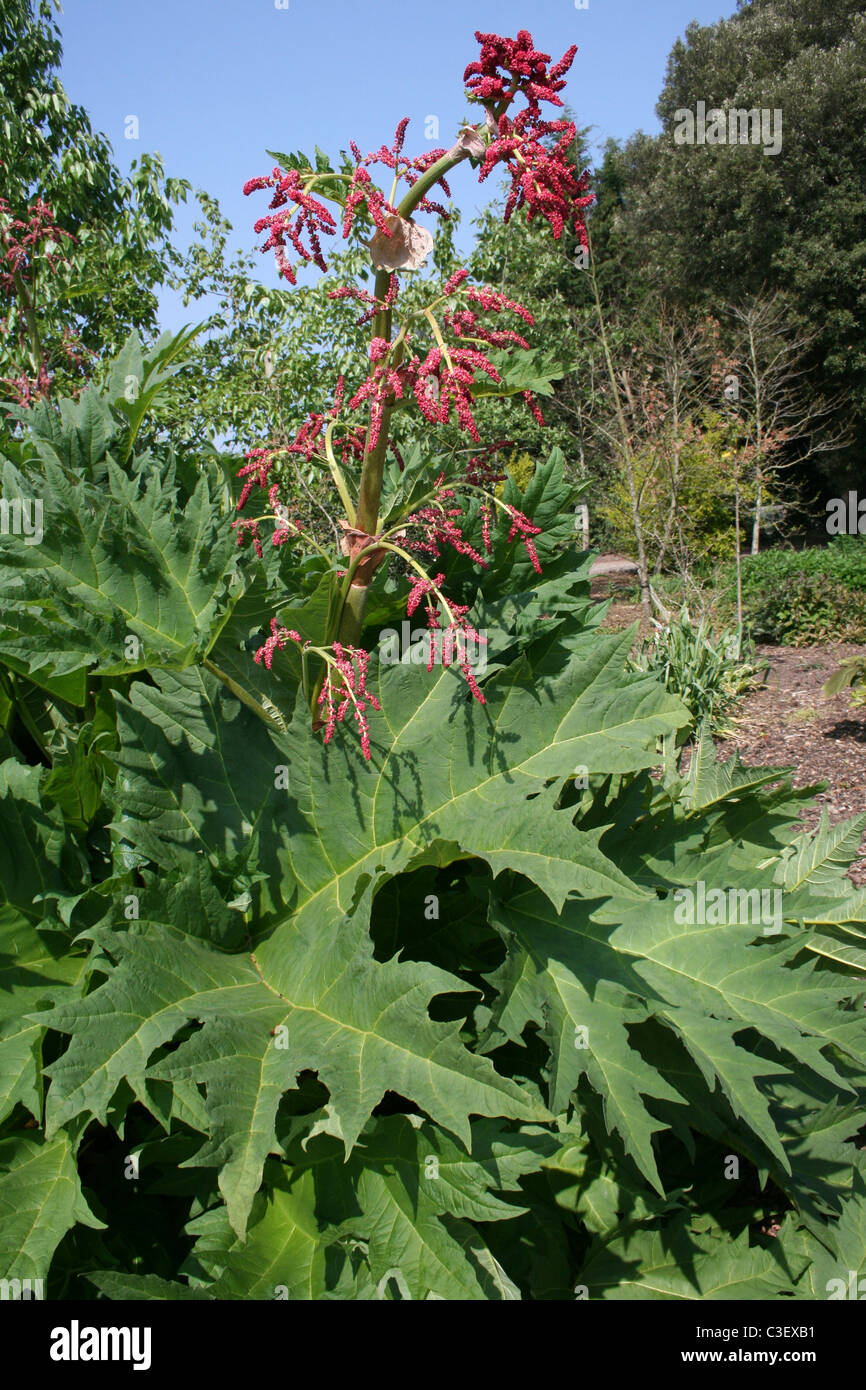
[1,30,866,1305]
[631,608,767,734]
[744,571,866,645]
[737,536,866,593]
[720,538,866,644]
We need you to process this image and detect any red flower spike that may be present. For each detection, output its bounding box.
[342,166,399,240]
[254,618,302,668]
[407,571,445,616]
[244,166,337,283]
[464,283,534,325]
[481,503,493,553]
[0,195,76,294]
[465,442,511,488]
[506,505,543,574]
[406,494,488,568]
[328,273,400,327]
[231,517,263,558]
[443,268,470,296]
[523,389,546,427]
[317,643,381,760]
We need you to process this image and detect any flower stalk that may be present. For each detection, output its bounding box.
[237,28,592,756]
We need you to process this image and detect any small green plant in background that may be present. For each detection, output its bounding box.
[823,655,866,708]
[631,606,768,735]
[719,537,866,646]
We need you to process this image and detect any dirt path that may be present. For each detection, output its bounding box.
[597,591,866,884]
[718,642,866,885]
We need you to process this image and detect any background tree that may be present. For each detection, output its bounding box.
[595,0,866,497]
[714,293,850,552]
[0,0,191,407]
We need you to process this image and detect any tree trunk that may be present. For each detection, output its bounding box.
[576,502,589,551]
[750,471,762,554]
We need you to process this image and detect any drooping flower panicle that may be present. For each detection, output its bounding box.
[317,642,381,760]
[480,111,593,244]
[244,168,338,285]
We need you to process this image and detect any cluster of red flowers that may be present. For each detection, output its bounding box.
[317,641,381,758]
[1,364,53,405]
[347,336,407,451]
[329,271,543,448]
[0,195,85,404]
[243,168,337,285]
[463,31,594,245]
[408,482,488,567]
[236,446,278,511]
[411,344,500,443]
[347,120,453,225]
[0,196,75,294]
[404,570,487,703]
[406,471,543,576]
[328,273,398,326]
[233,446,304,556]
[464,29,577,119]
[254,617,302,670]
[480,110,593,244]
[342,166,398,241]
[254,621,381,759]
[430,604,488,703]
[464,440,512,488]
[245,118,458,285]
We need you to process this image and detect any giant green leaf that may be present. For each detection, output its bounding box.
[188,1117,546,1299]
[0,1133,103,1284]
[0,906,87,1123]
[40,624,688,1237]
[41,917,546,1240]
[481,877,866,1193]
[0,451,238,682]
[578,1216,806,1300]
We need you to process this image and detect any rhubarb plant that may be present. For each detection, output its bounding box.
[0,30,865,1301]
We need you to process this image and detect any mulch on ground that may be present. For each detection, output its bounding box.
[718,642,866,886]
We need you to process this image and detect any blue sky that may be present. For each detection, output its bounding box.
[57,0,734,327]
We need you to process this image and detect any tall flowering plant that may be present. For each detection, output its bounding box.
[6,32,864,1308]
[237,29,593,757]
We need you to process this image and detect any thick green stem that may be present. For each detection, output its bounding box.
[336,139,475,648]
[338,583,370,648]
[354,267,398,537]
[332,135,480,650]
